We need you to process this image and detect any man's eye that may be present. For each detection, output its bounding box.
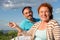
[24,12,28,14]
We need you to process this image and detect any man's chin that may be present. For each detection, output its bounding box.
[28,18,32,20]
[28,19,31,20]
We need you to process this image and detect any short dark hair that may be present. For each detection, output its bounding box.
[22,6,32,14]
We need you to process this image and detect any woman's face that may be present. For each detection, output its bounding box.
[39,6,51,22]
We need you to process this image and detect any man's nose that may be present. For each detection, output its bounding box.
[27,13,30,15]
[27,11,32,15]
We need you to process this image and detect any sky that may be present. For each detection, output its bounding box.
[0,0,60,30]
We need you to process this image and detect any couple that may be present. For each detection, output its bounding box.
[9,3,60,40]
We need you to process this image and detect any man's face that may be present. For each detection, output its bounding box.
[23,8,33,20]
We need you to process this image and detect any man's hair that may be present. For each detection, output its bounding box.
[22,6,32,14]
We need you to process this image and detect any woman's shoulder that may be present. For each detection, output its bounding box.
[48,19,60,28]
[31,21,41,29]
[34,21,41,26]
[48,19,58,24]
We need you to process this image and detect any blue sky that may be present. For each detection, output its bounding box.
[0,0,60,30]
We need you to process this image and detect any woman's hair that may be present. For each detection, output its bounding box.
[22,6,32,14]
[38,3,53,19]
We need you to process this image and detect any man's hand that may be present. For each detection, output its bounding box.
[8,22,23,36]
[8,22,18,28]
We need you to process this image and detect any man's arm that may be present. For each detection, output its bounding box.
[8,22,23,36]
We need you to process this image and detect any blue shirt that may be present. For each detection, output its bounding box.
[19,18,40,31]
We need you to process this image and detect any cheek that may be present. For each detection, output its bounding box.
[46,14,51,19]
[38,13,41,17]
[24,14,28,17]
[25,14,28,16]
[38,14,42,19]
[47,13,51,17]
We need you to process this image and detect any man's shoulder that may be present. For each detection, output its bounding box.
[19,19,29,29]
[20,19,30,25]
[34,18,40,22]
[21,19,29,22]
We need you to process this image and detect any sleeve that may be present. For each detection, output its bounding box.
[27,22,40,39]
[37,18,40,22]
[53,21,60,40]
[19,21,25,30]
[34,18,40,22]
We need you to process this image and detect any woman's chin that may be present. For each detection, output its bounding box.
[42,19,48,22]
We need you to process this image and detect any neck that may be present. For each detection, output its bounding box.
[41,21,48,24]
[42,19,50,23]
[29,18,35,22]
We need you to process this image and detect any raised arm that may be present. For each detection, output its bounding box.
[8,22,23,36]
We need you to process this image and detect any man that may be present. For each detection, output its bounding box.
[9,6,40,36]
[19,6,40,31]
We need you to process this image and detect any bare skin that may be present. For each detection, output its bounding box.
[9,22,23,36]
[8,8,34,36]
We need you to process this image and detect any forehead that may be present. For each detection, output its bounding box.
[39,7,49,12]
[24,8,31,12]
[40,6,49,10]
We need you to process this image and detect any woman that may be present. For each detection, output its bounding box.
[28,3,60,40]
[9,3,60,40]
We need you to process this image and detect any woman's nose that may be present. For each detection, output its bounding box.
[42,12,46,15]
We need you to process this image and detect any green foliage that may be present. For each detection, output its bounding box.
[0,30,17,40]
[0,35,10,40]
[0,30,3,35]
[7,30,17,38]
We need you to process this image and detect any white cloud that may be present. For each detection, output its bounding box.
[54,8,60,13]
[1,0,37,9]
[46,0,57,2]
[0,0,58,9]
